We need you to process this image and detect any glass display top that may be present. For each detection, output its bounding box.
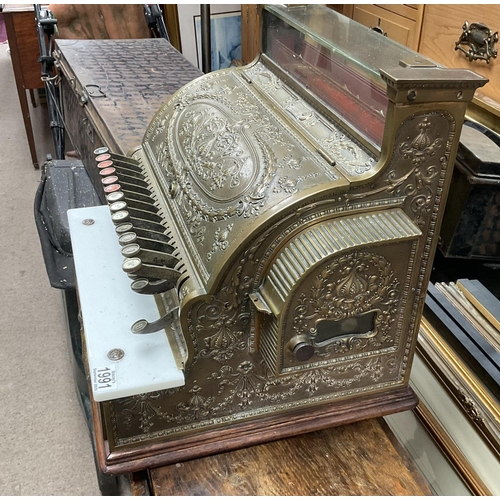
[265,4,440,76]
[263,5,442,148]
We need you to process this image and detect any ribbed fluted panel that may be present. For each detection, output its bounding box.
[259,315,279,374]
[267,209,420,303]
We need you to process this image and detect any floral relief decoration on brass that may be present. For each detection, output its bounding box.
[112,352,399,444]
[149,70,339,223]
[347,111,453,228]
[178,109,252,193]
[207,224,234,261]
[244,62,377,177]
[320,131,376,177]
[399,117,443,166]
[197,295,250,363]
[273,172,320,194]
[141,68,345,281]
[293,251,400,355]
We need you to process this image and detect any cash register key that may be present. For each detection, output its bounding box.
[122,257,142,274]
[111,210,130,224]
[118,232,137,246]
[125,206,163,224]
[102,175,119,186]
[106,191,125,203]
[124,233,173,254]
[131,278,149,292]
[95,153,111,162]
[103,184,121,193]
[93,146,109,156]
[128,226,171,244]
[109,201,128,212]
[97,160,114,169]
[112,167,145,180]
[115,222,134,234]
[131,278,174,295]
[121,244,141,258]
[99,167,116,177]
[120,196,159,214]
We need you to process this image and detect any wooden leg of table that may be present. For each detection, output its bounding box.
[29,88,37,108]
[4,13,40,169]
[13,86,39,168]
[17,87,39,169]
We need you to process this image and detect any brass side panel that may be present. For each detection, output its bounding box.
[260,208,420,313]
[257,209,421,376]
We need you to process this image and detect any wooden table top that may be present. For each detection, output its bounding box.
[131,418,431,496]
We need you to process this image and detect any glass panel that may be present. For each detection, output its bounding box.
[263,5,439,147]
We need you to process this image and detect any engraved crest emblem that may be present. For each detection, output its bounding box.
[176,105,258,200]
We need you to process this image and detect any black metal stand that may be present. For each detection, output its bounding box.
[201,5,212,73]
[143,4,170,41]
[34,4,65,159]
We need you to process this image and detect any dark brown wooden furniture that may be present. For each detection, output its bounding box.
[3,4,44,168]
[128,418,432,496]
[47,4,150,40]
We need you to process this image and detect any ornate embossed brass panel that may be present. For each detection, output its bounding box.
[74,5,488,472]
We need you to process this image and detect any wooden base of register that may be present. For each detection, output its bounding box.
[128,417,431,496]
[90,386,431,495]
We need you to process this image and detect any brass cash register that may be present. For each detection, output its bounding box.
[66,5,487,473]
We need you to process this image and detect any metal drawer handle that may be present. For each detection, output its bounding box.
[369,21,387,37]
[455,21,498,64]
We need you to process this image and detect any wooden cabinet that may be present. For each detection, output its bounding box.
[419,4,500,116]
[3,4,44,168]
[348,4,424,51]
[340,4,500,126]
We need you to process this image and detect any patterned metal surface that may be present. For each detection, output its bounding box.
[55,32,487,462]
[56,39,203,155]
[104,97,478,450]
[244,62,377,178]
[140,65,350,286]
[60,76,106,200]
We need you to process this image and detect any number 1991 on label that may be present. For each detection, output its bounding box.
[93,366,117,391]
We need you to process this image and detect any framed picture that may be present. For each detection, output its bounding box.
[176,4,241,71]
[194,11,242,71]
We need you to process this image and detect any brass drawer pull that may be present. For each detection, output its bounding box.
[455,21,498,63]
